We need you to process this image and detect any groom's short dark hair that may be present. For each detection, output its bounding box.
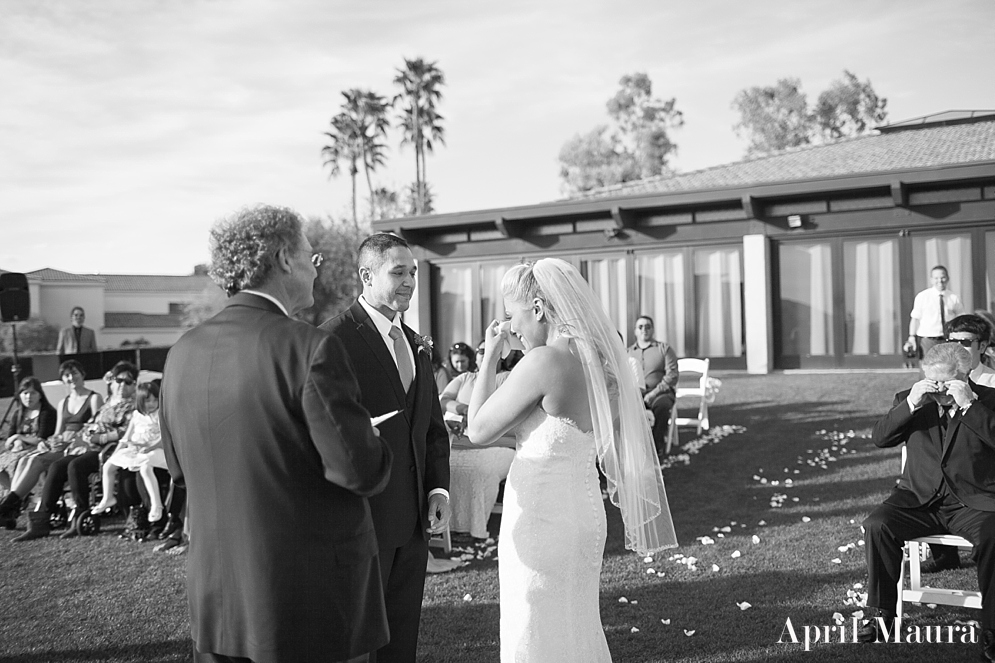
[358,233,410,272]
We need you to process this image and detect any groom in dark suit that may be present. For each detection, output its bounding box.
[322,232,451,663]
[161,205,393,663]
[861,342,995,660]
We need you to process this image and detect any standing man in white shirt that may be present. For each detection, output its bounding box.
[905,265,964,361]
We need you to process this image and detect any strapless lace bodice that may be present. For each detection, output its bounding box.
[498,408,611,662]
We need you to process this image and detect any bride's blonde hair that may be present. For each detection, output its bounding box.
[501,262,557,323]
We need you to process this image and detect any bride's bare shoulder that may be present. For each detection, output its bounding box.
[510,344,579,379]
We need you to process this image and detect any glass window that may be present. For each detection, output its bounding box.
[580,256,628,338]
[480,262,516,340]
[693,246,743,358]
[844,238,900,356]
[912,233,973,311]
[437,265,473,353]
[778,242,834,356]
[636,252,686,356]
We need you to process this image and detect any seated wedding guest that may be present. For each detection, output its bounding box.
[976,309,995,369]
[431,346,451,394]
[0,378,57,498]
[441,340,516,540]
[920,314,995,573]
[448,341,476,377]
[56,306,99,355]
[153,479,187,552]
[12,360,137,542]
[859,343,995,662]
[92,380,165,521]
[0,360,102,522]
[627,315,678,457]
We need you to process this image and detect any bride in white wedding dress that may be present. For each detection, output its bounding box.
[466,258,678,663]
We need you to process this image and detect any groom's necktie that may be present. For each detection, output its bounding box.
[389,326,414,393]
[939,293,946,330]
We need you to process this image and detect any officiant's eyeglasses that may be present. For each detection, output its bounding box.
[311,253,324,267]
[114,376,136,386]
[944,337,978,348]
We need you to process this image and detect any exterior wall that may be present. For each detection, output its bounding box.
[104,291,187,314]
[101,327,189,348]
[377,162,995,372]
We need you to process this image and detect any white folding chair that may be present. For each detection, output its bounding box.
[666,358,710,454]
[896,447,981,619]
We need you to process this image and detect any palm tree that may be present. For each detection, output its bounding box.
[321,89,392,226]
[342,89,392,220]
[321,113,361,227]
[393,57,445,215]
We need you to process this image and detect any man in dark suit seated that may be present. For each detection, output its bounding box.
[161,204,393,663]
[860,342,995,660]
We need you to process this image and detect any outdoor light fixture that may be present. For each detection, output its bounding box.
[787,214,803,228]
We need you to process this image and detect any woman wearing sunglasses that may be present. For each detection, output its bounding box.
[0,360,103,523]
[13,361,138,542]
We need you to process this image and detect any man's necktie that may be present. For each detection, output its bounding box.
[389,326,414,393]
[939,293,946,330]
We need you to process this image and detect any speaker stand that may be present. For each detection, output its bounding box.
[0,323,22,432]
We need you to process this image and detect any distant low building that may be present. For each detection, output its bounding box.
[374,110,995,373]
[1,268,216,349]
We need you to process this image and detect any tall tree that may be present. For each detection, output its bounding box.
[321,113,361,226]
[814,70,888,141]
[606,73,684,178]
[322,89,392,227]
[371,186,405,221]
[732,78,813,157]
[558,125,640,194]
[405,181,434,216]
[393,57,445,214]
[732,71,888,158]
[558,73,682,195]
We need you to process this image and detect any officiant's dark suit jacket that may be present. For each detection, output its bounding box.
[160,292,393,663]
[321,301,450,548]
[873,380,995,511]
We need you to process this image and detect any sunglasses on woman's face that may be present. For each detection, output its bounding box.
[114,376,136,386]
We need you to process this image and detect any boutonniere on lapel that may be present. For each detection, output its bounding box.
[414,334,434,356]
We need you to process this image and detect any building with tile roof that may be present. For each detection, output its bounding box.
[372,111,995,373]
[2,268,215,349]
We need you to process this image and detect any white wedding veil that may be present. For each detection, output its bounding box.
[509,258,678,556]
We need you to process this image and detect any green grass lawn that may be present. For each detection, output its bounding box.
[1,371,986,662]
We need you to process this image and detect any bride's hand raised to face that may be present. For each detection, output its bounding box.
[481,319,508,363]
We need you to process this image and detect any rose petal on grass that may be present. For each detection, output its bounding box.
[831,558,842,564]
[832,612,844,623]
[852,610,864,619]
[631,627,640,633]
[752,535,761,544]
[684,629,696,636]
[737,602,752,610]
[463,594,473,601]
[731,550,741,558]
[618,597,629,603]
[802,516,811,523]
[712,564,720,572]
[661,619,671,625]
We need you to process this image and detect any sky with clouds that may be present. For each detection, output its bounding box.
[1,0,993,275]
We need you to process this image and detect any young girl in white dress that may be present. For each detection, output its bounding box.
[92,380,166,522]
